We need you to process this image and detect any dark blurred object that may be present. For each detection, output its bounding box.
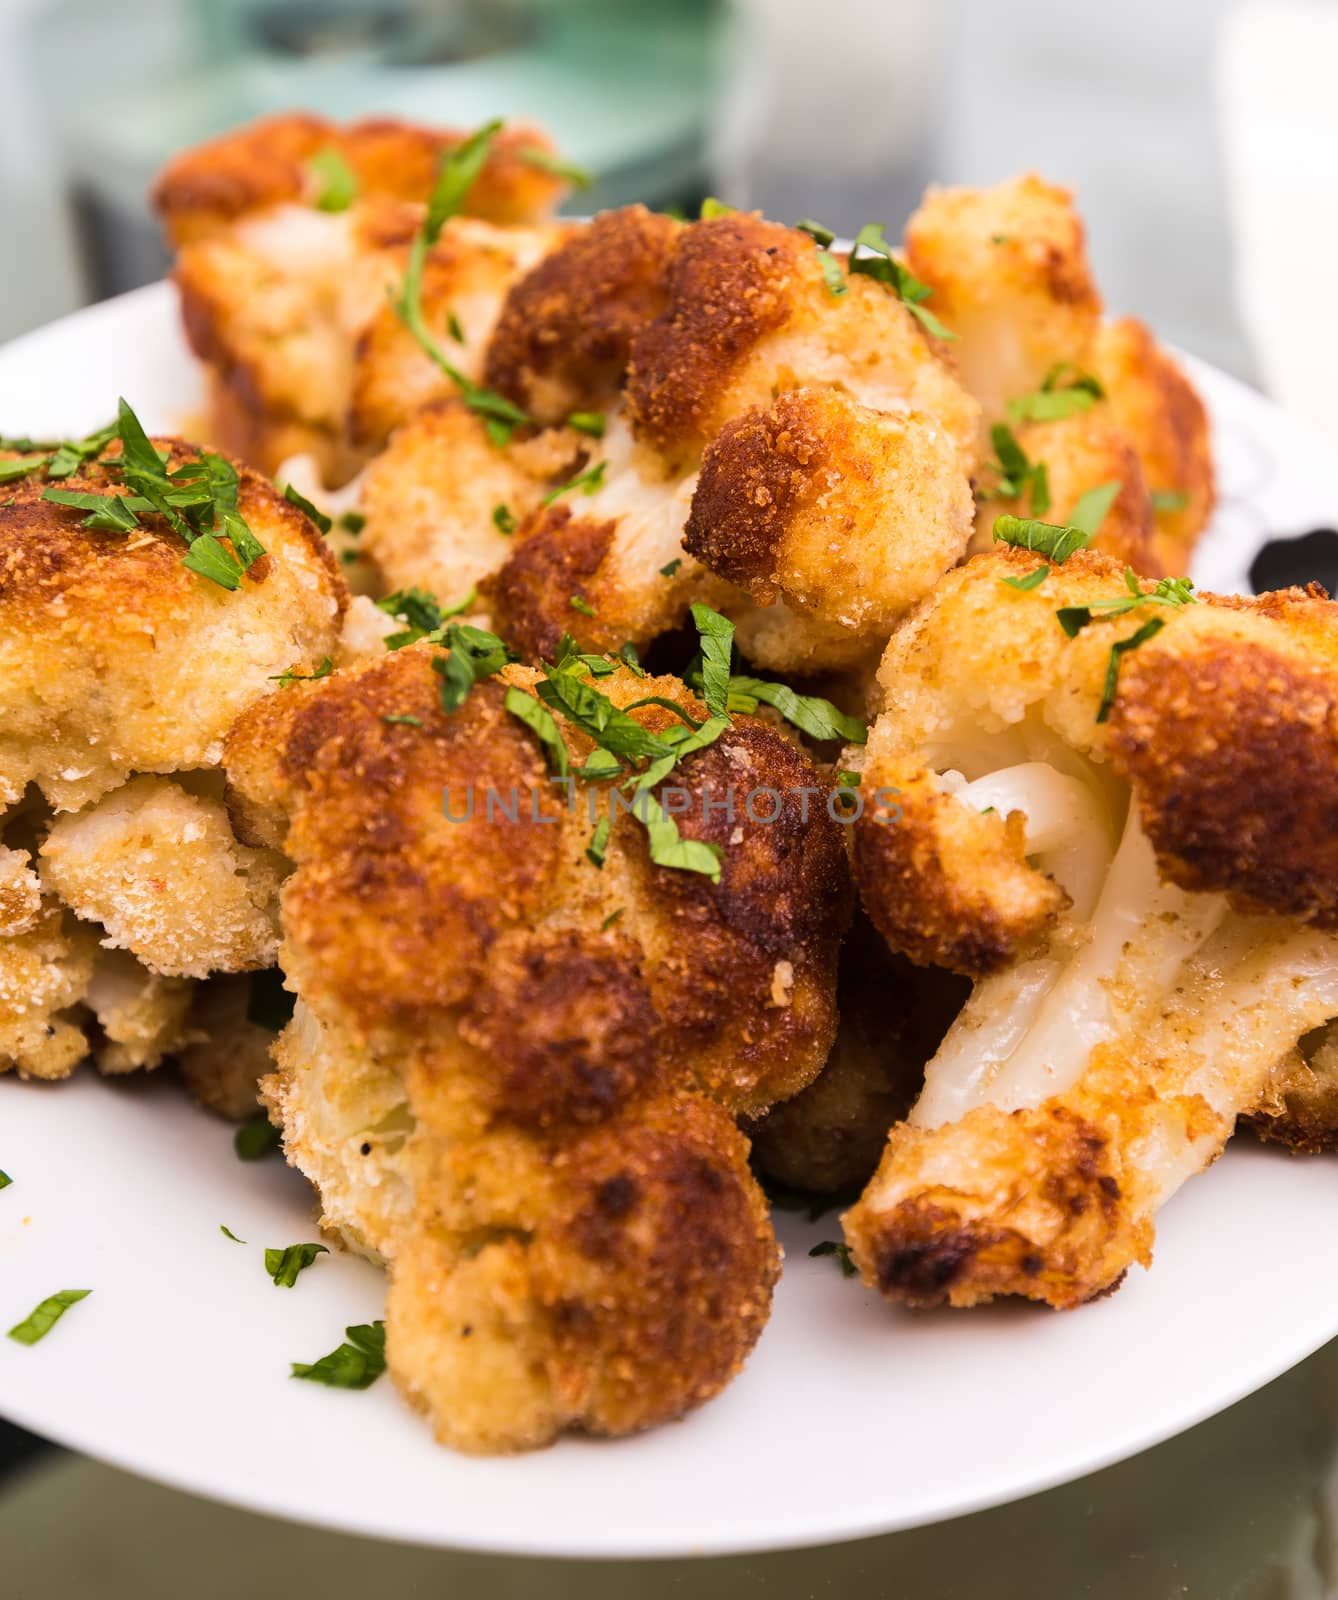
[23,0,722,301]
[0,1419,51,1488]
[1250,529,1338,596]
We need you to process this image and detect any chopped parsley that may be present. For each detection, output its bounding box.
[446,310,466,345]
[795,217,847,297]
[1150,488,1189,514]
[1007,363,1105,424]
[220,1225,246,1244]
[517,145,592,189]
[382,713,423,728]
[586,816,611,868]
[8,1289,91,1345]
[567,411,606,438]
[659,558,682,578]
[543,460,607,506]
[1068,480,1122,538]
[282,483,333,534]
[993,516,1090,564]
[836,769,861,787]
[291,1320,387,1389]
[601,908,624,931]
[377,585,478,649]
[809,1240,857,1278]
[725,675,867,744]
[432,623,513,712]
[492,503,518,535]
[617,641,646,677]
[234,1115,281,1161]
[847,223,955,339]
[1001,563,1051,592]
[309,147,359,212]
[269,656,334,688]
[0,1170,9,1190]
[1096,617,1165,723]
[981,423,1050,516]
[35,400,267,590]
[266,1242,329,1288]
[389,121,533,446]
[699,197,735,219]
[569,595,597,618]
[691,601,734,719]
[339,509,366,535]
[0,457,49,483]
[1055,568,1197,639]
[504,685,570,777]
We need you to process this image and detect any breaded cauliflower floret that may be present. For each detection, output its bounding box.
[973,411,1159,573]
[225,644,851,1451]
[844,550,1338,1309]
[685,387,975,669]
[0,439,344,814]
[39,775,284,979]
[153,113,564,247]
[362,208,979,672]
[84,948,195,1074]
[1088,316,1216,572]
[904,175,1102,426]
[156,114,567,481]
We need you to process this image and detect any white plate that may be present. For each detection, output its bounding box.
[2,284,1338,1561]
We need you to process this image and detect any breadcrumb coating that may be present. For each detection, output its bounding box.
[39,776,284,979]
[845,549,1338,1307]
[974,411,1159,573]
[227,646,850,1449]
[153,112,564,247]
[1246,1023,1338,1154]
[905,175,1101,427]
[0,439,344,813]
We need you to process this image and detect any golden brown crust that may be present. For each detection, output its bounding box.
[1089,317,1215,570]
[531,1100,778,1436]
[153,113,564,245]
[1109,632,1338,925]
[625,215,808,462]
[484,508,620,661]
[484,206,680,423]
[854,764,1068,975]
[0,438,345,812]
[845,1102,1132,1310]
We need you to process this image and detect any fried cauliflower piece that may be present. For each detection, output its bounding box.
[156,113,567,481]
[38,775,284,979]
[362,208,978,671]
[0,439,344,814]
[685,387,975,669]
[905,175,1102,426]
[973,411,1159,573]
[844,551,1338,1308]
[1088,317,1216,572]
[226,644,850,1450]
[905,177,1215,569]
[153,112,564,247]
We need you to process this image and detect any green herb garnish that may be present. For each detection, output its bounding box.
[586,816,611,868]
[492,503,517,535]
[8,1289,90,1346]
[234,1115,281,1161]
[725,675,867,744]
[847,223,955,338]
[569,595,597,618]
[382,713,423,728]
[432,622,513,712]
[504,685,570,777]
[0,1170,10,1190]
[220,1225,246,1244]
[1001,563,1051,592]
[993,516,1090,564]
[282,483,333,534]
[567,411,606,438]
[309,147,359,212]
[266,1242,329,1288]
[809,1240,857,1277]
[1007,363,1105,424]
[377,585,478,649]
[543,460,607,506]
[1150,488,1189,514]
[699,197,735,219]
[1096,618,1165,723]
[291,1321,386,1389]
[1056,569,1196,637]
[390,121,533,445]
[981,423,1050,516]
[659,558,682,578]
[601,908,623,931]
[517,145,592,189]
[690,601,734,719]
[795,218,847,296]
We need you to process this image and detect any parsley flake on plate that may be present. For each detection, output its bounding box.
[292,1321,387,1389]
[8,1289,91,1346]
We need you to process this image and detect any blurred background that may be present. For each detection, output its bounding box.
[1,0,1335,437]
[5,1,1338,1592]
